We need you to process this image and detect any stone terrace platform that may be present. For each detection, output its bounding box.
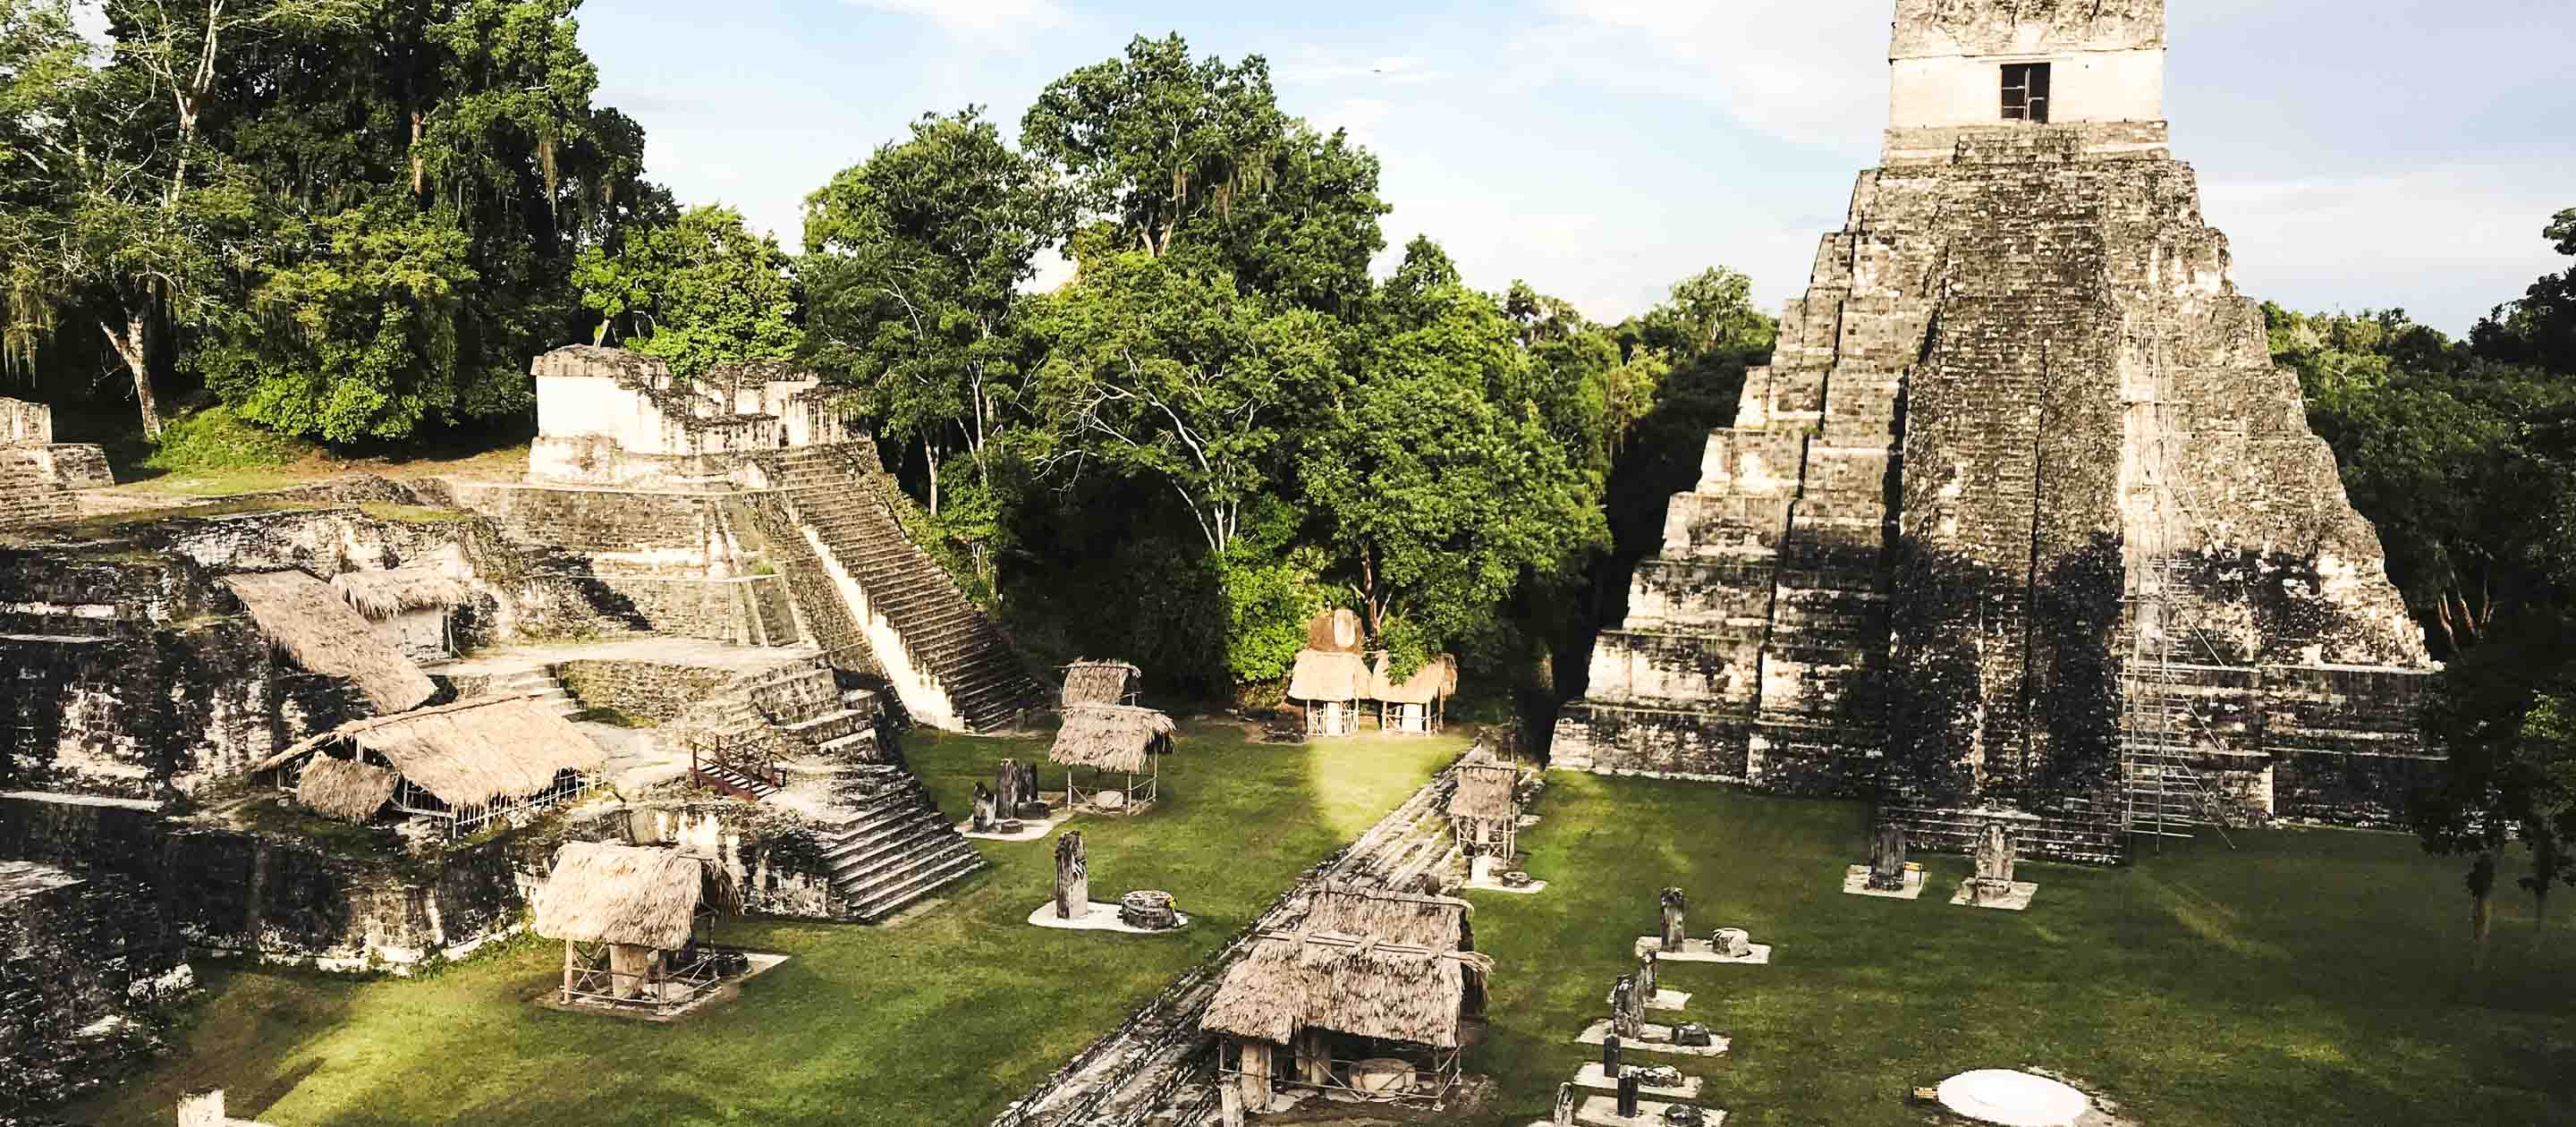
[425,637,824,681]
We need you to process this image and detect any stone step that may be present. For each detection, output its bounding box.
[848,850,987,922]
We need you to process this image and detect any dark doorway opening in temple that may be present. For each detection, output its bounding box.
[2003,63,2052,122]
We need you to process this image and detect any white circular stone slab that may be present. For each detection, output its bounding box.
[1936,1070,2089,1127]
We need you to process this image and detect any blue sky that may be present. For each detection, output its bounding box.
[582,0,2575,335]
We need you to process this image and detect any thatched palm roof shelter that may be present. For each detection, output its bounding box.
[534,842,745,1013]
[1288,649,1368,737]
[1367,653,1456,734]
[534,841,740,951]
[1202,886,1488,1109]
[1049,704,1174,812]
[1448,753,1522,868]
[330,566,473,621]
[1060,660,1140,708]
[295,757,399,823]
[253,696,606,835]
[222,571,437,713]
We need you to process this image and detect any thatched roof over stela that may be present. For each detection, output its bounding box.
[533,841,740,950]
[1048,704,1175,775]
[1199,885,1486,1048]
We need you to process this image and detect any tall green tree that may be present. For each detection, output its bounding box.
[1021,33,1385,313]
[1022,246,1343,556]
[2472,208,2576,375]
[800,107,1064,513]
[573,204,799,379]
[198,199,474,441]
[1305,241,1608,669]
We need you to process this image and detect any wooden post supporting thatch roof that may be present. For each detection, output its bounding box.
[329,566,474,622]
[1201,885,1488,1050]
[1059,660,1140,708]
[220,571,436,713]
[533,842,740,951]
[295,757,398,823]
[1048,704,1174,775]
[251,696,607,813]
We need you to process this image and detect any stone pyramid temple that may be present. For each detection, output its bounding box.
[1553,0,2440,852]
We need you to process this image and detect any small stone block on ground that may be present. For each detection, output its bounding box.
[1843,864,1927,900]
[1949,880,2040,911]
[958,809,1071,842]
[1024,902,1191,934]
[1575,1095,1724,1127]
[1634,936,1773,965]
[1464,875,1549,894]
[1648,988,1691,1011]
[1575,1019,1731,1057]
[1572,1063,1702,1099]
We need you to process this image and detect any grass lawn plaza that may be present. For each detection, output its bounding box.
[78,727,2575,1126]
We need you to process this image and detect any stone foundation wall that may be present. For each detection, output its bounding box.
[0,861,184,1108]
[441,480,724,564]
[555,660,737,723]
[0,791,533,974]
[577,572,796,646]
[0,448,74,532]
[166,828,531,970]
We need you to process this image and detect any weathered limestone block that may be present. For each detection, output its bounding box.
[1868,824,1909,890]
[1053,830,1087,919]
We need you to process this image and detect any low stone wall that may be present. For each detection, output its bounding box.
[441,479,723,563]
[578,572,795,646]
[168,827,532,970]
[0,791,533,975]
[556,659,737,723]
[0,448,74,532]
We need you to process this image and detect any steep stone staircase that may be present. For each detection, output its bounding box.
[748,447,1048,733]
[809,762,989,922]
[677,657,986,918]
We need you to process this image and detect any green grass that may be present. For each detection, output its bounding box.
[69,723,1467,1127]
[71,744,2576,1127]
[1456,775,2576,1126]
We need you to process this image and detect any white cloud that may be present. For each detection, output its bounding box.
[1310,97,1393,148]
[1521,1,1888,148]
[842,0,1063,38]
[2203,167,2574,333]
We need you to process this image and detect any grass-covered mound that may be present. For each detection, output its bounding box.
[71,723,1466,1126]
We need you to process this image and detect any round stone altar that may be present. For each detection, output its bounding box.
[1935,1070,2090,1127]
[1351,1056,1414,1094]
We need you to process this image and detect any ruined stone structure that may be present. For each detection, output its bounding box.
[477,345,1047,734]
[0,396,111,535]
[1554,0,2438,850]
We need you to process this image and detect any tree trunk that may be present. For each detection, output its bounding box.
[924,438,940,517]
[100,315,162,439]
